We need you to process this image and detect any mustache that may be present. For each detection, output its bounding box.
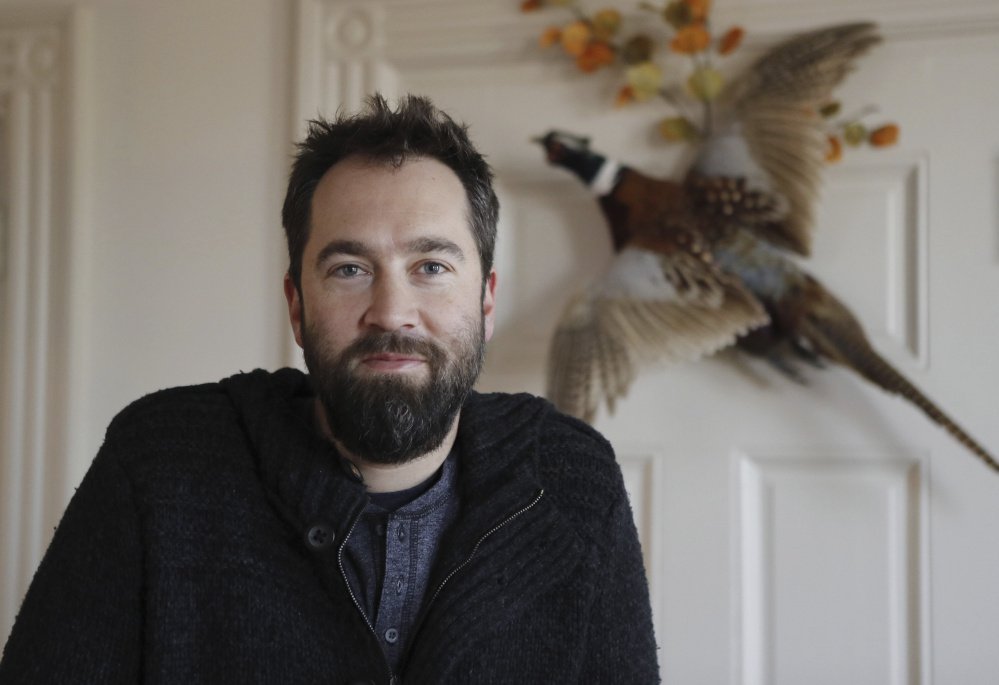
[341,332,444,362]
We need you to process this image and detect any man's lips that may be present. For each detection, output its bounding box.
[359,353,427,372]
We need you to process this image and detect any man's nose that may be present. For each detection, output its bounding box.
[362,275,419,332]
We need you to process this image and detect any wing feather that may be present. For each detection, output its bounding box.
[546,248,769,421]
[729,22,882,255]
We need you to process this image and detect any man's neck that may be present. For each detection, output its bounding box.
[312,399,458,493]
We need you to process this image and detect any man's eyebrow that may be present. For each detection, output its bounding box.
[315,239,370,267]
[313,236,466,269]
[406,237,465,261]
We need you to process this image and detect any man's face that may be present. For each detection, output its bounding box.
[285,155,497,464]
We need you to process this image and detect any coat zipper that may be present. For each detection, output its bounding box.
[426,488,545,609]
[418,488,545,645]
[344,488,545,683]
[398,487,546,679]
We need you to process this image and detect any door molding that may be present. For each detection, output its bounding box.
[0,6,88,645]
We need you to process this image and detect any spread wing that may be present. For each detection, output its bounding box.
[547,247,768,422]
[727,22,882,256]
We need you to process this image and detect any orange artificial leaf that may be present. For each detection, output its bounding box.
[520,0,543,12]
[539,26,562,48]
[682,0,711,22]
[825,135,843,162]
[869,124,900,147]
[718,26,744,55]
[615,85,637,107]
[576,41,615,72]
[561,21,592,57]
[671,23,710,54]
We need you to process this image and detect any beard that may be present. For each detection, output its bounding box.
[301,316,486,465]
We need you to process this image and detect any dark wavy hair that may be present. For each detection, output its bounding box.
[282,94,499,290]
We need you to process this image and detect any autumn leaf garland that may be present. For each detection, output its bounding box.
[522,0,899,158]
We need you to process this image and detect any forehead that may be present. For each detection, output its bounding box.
[309,155,473,249]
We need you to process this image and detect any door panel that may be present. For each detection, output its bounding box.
[295,2,999,681]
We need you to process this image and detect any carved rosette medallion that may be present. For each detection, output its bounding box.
[0,27,60,90]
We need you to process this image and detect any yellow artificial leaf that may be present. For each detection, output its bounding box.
[659,116,699,141]
[626,61,664,100]
[687,66,724,101]
[561,21,592,57]
[843,122,866,146]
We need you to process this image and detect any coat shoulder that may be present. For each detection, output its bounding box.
[105,380,236,445]
[469,392,629,534]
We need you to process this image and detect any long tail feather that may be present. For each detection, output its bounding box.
[799,285,999,473]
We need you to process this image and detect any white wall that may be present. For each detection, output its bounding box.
[0,0,293,641]
[4,0,294,471]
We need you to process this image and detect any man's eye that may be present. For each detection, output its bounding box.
[419,262,446,275]
[332,264,364,278]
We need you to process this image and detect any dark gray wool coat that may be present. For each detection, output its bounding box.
[0,368,659,684]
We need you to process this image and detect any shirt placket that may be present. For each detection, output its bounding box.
[374,514,416,666]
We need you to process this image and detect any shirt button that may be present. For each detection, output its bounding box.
[384,628,399,644]
[339,457,363,482]
[395,578,404,595]
[397,525,405,541]
[375,523,385,537]
[305,524,334,550]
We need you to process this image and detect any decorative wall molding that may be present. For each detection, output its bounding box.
[616,447,664,669]
[294,0,390,137]
[295,0,999,74]
[0,6,78,647]
[825,157,930,369]
[735,451,926,685]
[618,449,662,576]
[886,158,929,367]
[0,24,61,90]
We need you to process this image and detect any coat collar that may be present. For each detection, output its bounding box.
[222,368,368,542]
[221,369,553,542]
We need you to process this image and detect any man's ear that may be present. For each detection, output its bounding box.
[284,272,304,348]
[482,269,497,342]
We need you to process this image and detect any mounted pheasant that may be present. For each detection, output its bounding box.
[534,22,999,472]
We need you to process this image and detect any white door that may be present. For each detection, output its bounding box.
[300,2,999,682]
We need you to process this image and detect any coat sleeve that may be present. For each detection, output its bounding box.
[580,491,661,683]
[0,439,143,683]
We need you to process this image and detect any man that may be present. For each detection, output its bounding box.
[0,95,659,683]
